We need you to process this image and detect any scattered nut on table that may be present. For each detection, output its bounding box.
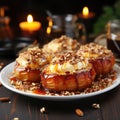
[12,117,19,120]
[40,107,46,114]
[92,103,100,109]
[0,97,11,102]
[75,108,84,117]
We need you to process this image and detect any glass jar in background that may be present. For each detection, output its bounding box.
[94,19,120,60]
[65,14,87,44]
[0,6,13,41]
[46,13,87,44]
[74,21,86,44]
[106,20,120,59]
[64,14,75,38]
[52,15,63,32]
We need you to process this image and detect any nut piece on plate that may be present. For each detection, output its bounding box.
[42,35,80,54]
[77,43,115,74]
[41,50,96,91]
[13,47,51,82]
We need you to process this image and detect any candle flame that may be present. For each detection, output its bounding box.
[82,6,89,16]
[49,19,53,27]
[46,26,51,34]
[27,14,33,23]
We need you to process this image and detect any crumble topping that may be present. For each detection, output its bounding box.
[51,51,86,65]
[77,43,114,59]
[43,51,91,75]
[42,35,80,53]
[16,47,50,70]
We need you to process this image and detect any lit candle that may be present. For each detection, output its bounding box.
[19,14,41,32]
[46,26,51,35]
[80,6,95,19]
[82,6,89,17]
[48,17,53,27]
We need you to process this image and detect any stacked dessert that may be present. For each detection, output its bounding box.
[11,35,115,92]
[13,47,51,82]
[41,50,96,91]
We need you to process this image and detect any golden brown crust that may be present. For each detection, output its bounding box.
[40,50,96,91]
[41,67,96,91]
[89,55,115,74]
[13,69,41,82]
[13,47,51,82]
[77,43,115,74]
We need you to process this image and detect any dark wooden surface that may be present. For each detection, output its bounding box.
[0,56,120,120]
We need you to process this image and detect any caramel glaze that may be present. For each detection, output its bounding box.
[40,68,96,92]
[33,89,47,95]
[10,76,47,95]
[13,69,41,82]
[90,55,115,75]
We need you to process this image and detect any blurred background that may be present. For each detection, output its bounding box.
[0,0,117,32]
[0,0,120,56]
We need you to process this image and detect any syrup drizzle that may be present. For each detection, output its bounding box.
[10,70,117,96]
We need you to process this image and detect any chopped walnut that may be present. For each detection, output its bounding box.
[12,118,19,120]
[75,108,84,117]
[92,103,100,109]
[77,43,113,59]
[40,107,46,114]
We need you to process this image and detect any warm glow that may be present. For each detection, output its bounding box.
[49,19,53,27]
[47,17,53,27]
[46,26,51,34]
[19,14,41,32]
[27,14,33,23]
[82,6,89,16]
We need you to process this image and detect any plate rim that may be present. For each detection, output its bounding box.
[0,61,120,101]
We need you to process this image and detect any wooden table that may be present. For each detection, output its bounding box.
[0,56,120,120]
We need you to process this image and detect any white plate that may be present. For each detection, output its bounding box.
[0,62,120,101]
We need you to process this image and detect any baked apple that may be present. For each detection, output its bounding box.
[77,43,115,74]
[41,51,96,91]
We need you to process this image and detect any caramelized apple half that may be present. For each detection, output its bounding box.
[13,68,41,82]
[41,67,96,91]
[89,55,115,74]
